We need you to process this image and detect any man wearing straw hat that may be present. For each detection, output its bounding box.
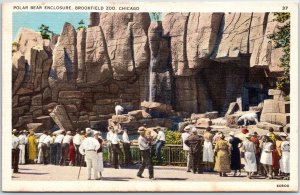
[184,127,204,174]
[79,128,100,180]
[137,126,155,180]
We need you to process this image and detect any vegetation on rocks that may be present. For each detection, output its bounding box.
[268,12,290,95]
[38,24,53,39]
[77,19,86,30]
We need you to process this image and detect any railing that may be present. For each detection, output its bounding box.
[102,144,188,166]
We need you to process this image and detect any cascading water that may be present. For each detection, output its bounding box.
[148,56,157,102]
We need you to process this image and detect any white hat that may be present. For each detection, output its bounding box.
[12,129,18,133]
[94,131,100,135]
[266,133,271,137]
[86,128,92,134]
[229,131,235,136]
[191,127,197,133]
[245,133,251,138]
[184,125,191,131]
[280,132,288,137]
[67,131,72,135]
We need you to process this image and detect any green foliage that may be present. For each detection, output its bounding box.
[77,19,86,30]
[38,24,53,40]
[165,130,181,144]
[150,12,162,22]
[268,12,290,94]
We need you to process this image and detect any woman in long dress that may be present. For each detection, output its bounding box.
[260,135,274,179]
[243,133,257,179]
[68,137,76,166]
[228,131,242,176]
[27,131,37,163]
[279,133,290,180]
[94,131,104,179]
[214,133,231,177]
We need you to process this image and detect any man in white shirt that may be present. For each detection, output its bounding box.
[42,131,54,165]
[155,127,166,165]
[73,129,83,166]
[54,131,65,165]
[122,129,132,165]
[18,130,27,165]
[181,125,191,172]
[12,129,20,173]
[106,127,114,165]
[37,131,48,164]
[137,127,154,179]
[111,130,123,169]
[60,131,72,166]
[79,128,100,180]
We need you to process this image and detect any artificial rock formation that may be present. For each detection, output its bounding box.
[12,12,288,132]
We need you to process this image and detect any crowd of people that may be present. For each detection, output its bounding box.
[12,124,290,181]
[11,124,166,180]
[181,126,290,180]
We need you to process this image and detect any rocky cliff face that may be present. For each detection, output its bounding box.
[12,12,285,131]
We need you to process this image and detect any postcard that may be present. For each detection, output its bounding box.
[2,1,298,192]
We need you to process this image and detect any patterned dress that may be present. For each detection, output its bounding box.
[214,139,231,173]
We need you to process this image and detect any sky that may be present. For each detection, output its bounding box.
[13,12,89,40]
[12,12,164,40]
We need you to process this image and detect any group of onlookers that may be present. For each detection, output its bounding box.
[12,124,290,181]
[181,126,290,180]
[11,128,104,178]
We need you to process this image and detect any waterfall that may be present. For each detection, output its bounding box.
[148,56,157,102]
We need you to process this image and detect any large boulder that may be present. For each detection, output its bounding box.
[128,110,151,120]
[261,99,290,114]
[85,26,113,84]
[256,122,283,132]
[111,115,135,124]
[49,105,74,131]
[225,102,240,117]
[191,111,219,120]
[268,89,286,101]
[141,101,172,113]
[51,22,77,81]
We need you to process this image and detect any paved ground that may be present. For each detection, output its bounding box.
[12,164,280,182]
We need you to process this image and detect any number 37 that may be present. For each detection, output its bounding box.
[282,6,288,10]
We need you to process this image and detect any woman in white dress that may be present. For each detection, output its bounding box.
[279,133,290,180]
[203,127,214,172]
[243,133,257,179]
[94,131,104,179]
[260,134,274,179]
